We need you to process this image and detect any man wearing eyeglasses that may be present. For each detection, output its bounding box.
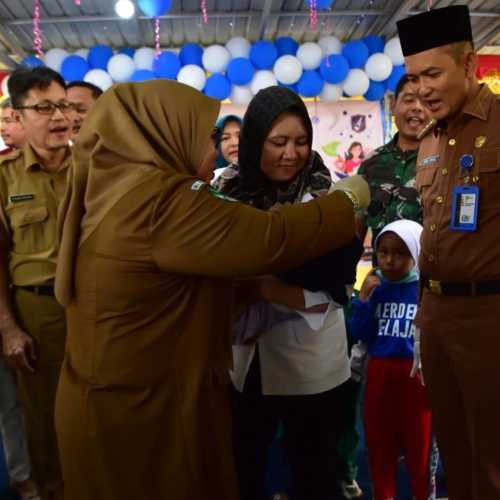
[0,66,72,500]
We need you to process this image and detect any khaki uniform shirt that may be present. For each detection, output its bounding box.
[0,145,70,286]
[416,85,500,282]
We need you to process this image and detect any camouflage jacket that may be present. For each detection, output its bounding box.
[358,134,422,241]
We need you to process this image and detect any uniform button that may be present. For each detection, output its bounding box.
[448,138,456,146]
[430,224,437,232]
[428,255,435,262]
[441,168,448,175]
[436,196,444,204]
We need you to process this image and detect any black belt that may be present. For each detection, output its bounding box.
[423,278,500,296]
[16,284,55,296]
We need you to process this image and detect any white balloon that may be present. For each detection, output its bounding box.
[320,83,343,102]
[318,36,342,57]
[365,53,393,82]
[342,69,370,97]
[74,48,89,60]
[225,37,251,59]
[202,45,231,74]
[296,42,323,70]
[84,69,113,91]
[384,37,405,66]
[44,48,69,72]
[1,75,9,96]
[107,54,136,83]
[177,64,206,91]
[134,47,155,70]
[250,70,277,95]
[273,55,303,85]
[230,85,253,105]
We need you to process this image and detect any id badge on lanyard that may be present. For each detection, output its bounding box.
[450,154,479,232]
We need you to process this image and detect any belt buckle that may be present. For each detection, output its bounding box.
[429,279,442,295]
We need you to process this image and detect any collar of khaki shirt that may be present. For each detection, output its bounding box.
[444,84,496,134]
[23,143,72,173]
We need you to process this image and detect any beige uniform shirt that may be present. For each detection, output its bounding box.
[0,145,70,286]
[416,85,500,282]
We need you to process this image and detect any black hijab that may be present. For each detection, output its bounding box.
[219,86,363,305]
[218,86,331,209]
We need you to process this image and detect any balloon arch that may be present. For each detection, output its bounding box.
[17,35,406,104]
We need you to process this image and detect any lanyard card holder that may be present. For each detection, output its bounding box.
[450,185,479,232]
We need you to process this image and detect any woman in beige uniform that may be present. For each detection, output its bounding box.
[54,80,368,500]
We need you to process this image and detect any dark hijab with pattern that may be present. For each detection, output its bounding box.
[217,86,363,305]
[217,86,331,209]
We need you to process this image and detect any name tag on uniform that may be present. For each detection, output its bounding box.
[9,193,35,203]
[419,154,440,167]
[450,185,479,232]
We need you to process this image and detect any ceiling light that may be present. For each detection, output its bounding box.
[115,0,135,19]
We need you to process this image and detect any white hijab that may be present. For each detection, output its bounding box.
[375,219,423,272]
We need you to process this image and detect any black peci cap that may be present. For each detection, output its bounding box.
[397,5,473,57]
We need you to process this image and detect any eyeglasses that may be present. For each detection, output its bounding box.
[15,101,76,115]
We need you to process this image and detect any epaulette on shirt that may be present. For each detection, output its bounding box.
[0,148,22,166]
[416,119,437,141]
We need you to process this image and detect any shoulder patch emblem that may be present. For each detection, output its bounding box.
[190,180,206,191]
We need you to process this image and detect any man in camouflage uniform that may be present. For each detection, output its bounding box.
[358,75,428,250]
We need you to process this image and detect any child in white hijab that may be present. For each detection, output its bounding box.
[349,219,432,500]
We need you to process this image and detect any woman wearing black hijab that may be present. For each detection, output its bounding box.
[218,86,363,500]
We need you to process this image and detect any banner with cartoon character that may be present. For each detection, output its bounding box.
[220,100,384,180]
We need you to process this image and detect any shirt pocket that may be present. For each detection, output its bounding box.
[8,205,52,255]
[416,165,438,192]
[477,149,500,207]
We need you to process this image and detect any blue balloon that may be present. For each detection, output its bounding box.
[88,45,113,70]
[308,0,334,10]
[384,64,406,92]
[319,55,349,84]
[275,37,299,57]
[363,35,385,55]
[179,43,203,67]
[364,80,386,101]
[250,41,278,70]
[119,48,135,58]
[21,55,44,68]
[342,40,369,69]
[130,70,156,82]
[61,55,90,82]
[204,74,231,101]
[226,58,255,86]
[153,51,181,79]
[138,0,172,17]
[297,70,324,98]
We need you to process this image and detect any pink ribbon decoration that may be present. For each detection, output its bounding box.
[154,17,161,56]
[201,0,208,24]
[75,0,81,4]
[427,0,432,10]
[309,0,318,31]
[33,0,43,57]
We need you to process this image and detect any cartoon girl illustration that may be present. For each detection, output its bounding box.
[343,142,365,174]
